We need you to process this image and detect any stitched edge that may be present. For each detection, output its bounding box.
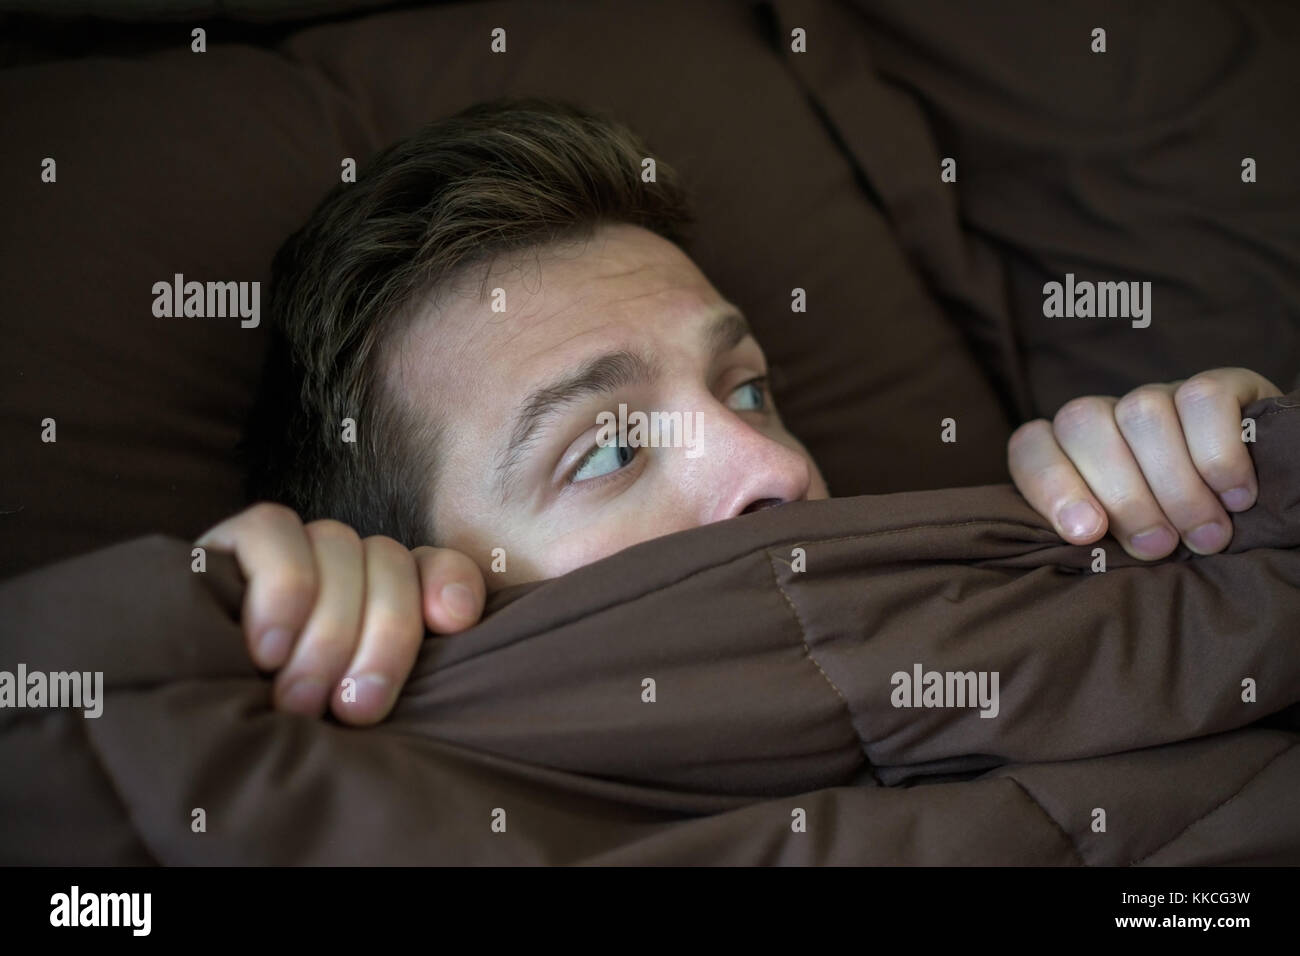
[1131,739,1299,866]
[765,547,881,786]
[764,547,851,709]
[1005,775,1087,866]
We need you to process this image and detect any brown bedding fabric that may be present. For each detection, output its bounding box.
[0,0,397,21]
[0,0,1013,581]
[839,0,1300,417]
[2,389,1297,865]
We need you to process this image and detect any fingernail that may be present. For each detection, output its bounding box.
[1220,486,1253,511]
[441,582,478,621]
[1186,521,1229,554]
[1130,526,1177,558]
[281,678,326,715]
[1058,500,1103,539]
[346,673,394,713]
[257,628,293,668]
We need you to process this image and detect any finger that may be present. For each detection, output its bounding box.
[411,547,486,634]
[1052,395,1179,561]
[1173,368,1284,513]
[195,502,317,670]
[274,520,365,716]
[1113,384,1233,555]
[1007,418,1108,544]
[331,536,424,726]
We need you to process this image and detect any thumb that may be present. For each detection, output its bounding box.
[411,546,487,634]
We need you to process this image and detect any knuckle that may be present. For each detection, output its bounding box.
[1008,419,1052,455]
[442,547,480,577]
[306,518,361,547]
[1035,460,1081,492]
[423,546,474,581]
[1192,450,1246,489]
[1160,488,1221,526]
[1052,396,1109,438]
[364,534,411,565]
[1103,491,1153,520]
[244,501,299,531]
[1113,387,1168,430]
[365,610,420,649]
[408,545,440,570]
[1174,374,1223,410]
[262,570,318,612]
[298,624,356,664]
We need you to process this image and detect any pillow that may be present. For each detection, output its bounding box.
[845,0,1300,415]
[0,0,396,21]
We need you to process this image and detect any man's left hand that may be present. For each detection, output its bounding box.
[1008,367,1283,560]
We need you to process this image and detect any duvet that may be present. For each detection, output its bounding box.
[1,390,1298,865]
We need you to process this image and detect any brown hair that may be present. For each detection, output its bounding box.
[240,96,695,547]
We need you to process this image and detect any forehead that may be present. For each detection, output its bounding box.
[389,223,730,422]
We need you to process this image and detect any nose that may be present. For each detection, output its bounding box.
[704,417,814,524]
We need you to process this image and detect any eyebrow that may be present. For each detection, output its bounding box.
[493,308,753,502]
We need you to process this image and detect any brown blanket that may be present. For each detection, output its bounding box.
[2,390,1298,865]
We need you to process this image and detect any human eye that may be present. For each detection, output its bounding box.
[570,439,637,484]
[726,376,768,413]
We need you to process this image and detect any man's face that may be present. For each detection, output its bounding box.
[386,222,830,589]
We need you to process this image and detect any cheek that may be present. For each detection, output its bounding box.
[441,489,673,588]
[534,511,662,578]
[428,480,524,587]
[533,485,700,578]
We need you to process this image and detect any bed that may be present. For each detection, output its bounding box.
[1,0,1297,864]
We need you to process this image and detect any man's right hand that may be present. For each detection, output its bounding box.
[196,502,486,726]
